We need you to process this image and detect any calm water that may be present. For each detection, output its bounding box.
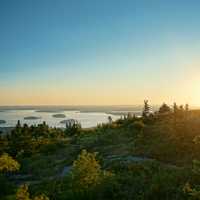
[0,110,122,128]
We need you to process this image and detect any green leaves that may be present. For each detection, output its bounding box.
[0,153,20,173]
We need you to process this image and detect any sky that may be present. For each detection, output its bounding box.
[1,0,200,106]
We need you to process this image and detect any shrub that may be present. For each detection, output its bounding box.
[16,185,30,200]
[33,194,49,200]
[16,185,49,200]
[132,121,145,133]
[71,149,113,191]
[0,153,20,172]
[65,122,81,136]
[0,174,16,198]
[71,149,102,191]
[159,103,171,114]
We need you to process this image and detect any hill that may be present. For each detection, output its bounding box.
[1,105,200,199]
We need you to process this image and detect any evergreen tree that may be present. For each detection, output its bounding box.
[173,102,178,114]
[65,120,81,136]
[159,103,171,114]
[183,136,200,198]
[185,104,189,112]
[108,116,112,124]
[71,149,102,190]
[71,149,112,193]
[142,100,150,118]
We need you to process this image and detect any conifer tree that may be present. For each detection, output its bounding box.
[159,103,171,114]
[142,100,150,118]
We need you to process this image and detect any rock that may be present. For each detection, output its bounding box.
[52,114,66,118]
[60,166,72,177]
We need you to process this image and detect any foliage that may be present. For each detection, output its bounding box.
[0,153,20,172]
[194,136,200,145]
[16,185,30,200]
[132,120,145,132]
[142,99,150,118]
[16,185,49,200]
[183,133,200,199]
[71,149,102,191]
[2,102,200,200]
[108,116,113,124]
[0,174,16,198]
[65,121,82,136]
[183,182,200,199]
[159,103,171,114]
[33,194,49,200]
[5,122,66,157]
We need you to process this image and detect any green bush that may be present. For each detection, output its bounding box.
[132,121,145,132]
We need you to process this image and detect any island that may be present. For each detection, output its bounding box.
[24,116,41,120]
[52,114,66,118]
[0,120,6,124]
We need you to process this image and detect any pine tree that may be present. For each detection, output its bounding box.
[185,104,189,112]
[142,100,150,118]
[71,149,102,190]
[108,116,113,124]
[173,103,178,113]
[159,103,171,114]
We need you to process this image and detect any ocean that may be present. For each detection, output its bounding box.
[0,105,144,128]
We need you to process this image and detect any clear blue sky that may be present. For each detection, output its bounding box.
[1,0,200,105]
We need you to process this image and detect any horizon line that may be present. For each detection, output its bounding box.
[0,104,199,107]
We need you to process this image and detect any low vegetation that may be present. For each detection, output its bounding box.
[1,101,200,199]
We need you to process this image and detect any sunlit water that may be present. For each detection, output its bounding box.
[0,110,122,128]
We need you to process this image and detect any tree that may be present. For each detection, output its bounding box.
[71,149,102,190]
[133,120,145,132]
[183,136,200,199]
[0,153,20,172]
[142,100,150,118]
[179,105,184,111]
[33,194,49,200]
[183,181,200,199]
[71,149,113,193]
[65,120,81,136]
[16,184,30,200]
[108,116,112,124]
[158,103,171,114]
[16,184,49,200]
[173,103,178,114]
[16,120,21,129]
[185,104,189,112]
